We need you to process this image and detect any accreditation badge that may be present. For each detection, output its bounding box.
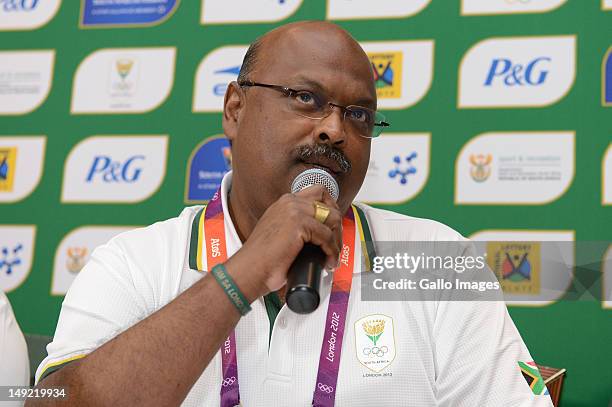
[354,314,396,373]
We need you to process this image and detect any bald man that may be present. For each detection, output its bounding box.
[31,22,553,406]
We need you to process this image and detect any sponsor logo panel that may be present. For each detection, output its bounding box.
[355,133,430,204]
[458,36,576,108]
[487,242,541,295]
[201,0,302,24]
[185,136,231,203]
[61,135,168,203]
[470,230,574,306]
[354,314,396,373]
[327,0,431,20]
[51,226,134,295]
[361,41,434,109]
[80,0,179,27]
[0,136,45,202]
[0,225,35,292]
[0,0,61,30]
[71,47,176,114]
[461,0,567,15]
[455,131,575,204]
[603,144,612,205]
[0,50,54,115]
[193,46,247,112]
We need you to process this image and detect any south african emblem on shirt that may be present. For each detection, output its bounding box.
[354,314,396,373]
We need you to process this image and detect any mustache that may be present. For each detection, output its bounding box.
[294,144,352,174]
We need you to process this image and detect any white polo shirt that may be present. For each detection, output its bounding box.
[1,290,30,388]
[37,173,553,406]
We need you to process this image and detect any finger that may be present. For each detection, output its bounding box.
[292,198,342,251]
[300,217,341,267]
[294,184,339,210]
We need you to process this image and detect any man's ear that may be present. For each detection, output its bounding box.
[222,81,244,144]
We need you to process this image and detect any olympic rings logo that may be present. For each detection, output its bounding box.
[222,376,237,387]
[317,383,334,394]
[362,346,389,358]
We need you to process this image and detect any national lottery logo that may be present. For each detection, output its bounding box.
[501,251,531,281]
[369,51,403,99]
[361,41,433,110]
[0,147,16,192]
[487,242,541,295]
[0,137,45,203]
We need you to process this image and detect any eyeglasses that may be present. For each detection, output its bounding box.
[238,80,390,138]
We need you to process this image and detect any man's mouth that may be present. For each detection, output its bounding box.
[299,158,342,178]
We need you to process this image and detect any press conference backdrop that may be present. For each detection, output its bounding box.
[1,0,611,404]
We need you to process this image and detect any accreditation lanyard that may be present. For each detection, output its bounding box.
[201,188,357,407]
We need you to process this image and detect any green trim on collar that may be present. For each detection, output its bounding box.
[353,205,377,270]
[38,358,78,382]
[264,292,283,345]
[188,207,204,270]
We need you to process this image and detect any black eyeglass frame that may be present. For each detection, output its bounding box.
[238,80,390,138]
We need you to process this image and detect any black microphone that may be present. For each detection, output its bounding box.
[285,168,340,314]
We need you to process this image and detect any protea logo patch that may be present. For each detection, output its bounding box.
[354,314,395,373]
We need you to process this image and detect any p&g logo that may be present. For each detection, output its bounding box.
[458,36,575,108]
[62,135,168,203]
[85,156,144,183]
[484,57,551,87]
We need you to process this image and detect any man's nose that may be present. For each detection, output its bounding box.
[315,105,347,147]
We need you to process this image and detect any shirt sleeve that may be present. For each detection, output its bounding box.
[0,291,30,386]
[433,299,554,407]
[35,238,149,384]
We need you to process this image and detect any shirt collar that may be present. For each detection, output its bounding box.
[220,171,242,258]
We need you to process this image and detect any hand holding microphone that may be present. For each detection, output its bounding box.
[285,169,340,314]
[226,169,342,310]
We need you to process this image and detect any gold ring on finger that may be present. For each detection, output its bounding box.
[313,201,331,224]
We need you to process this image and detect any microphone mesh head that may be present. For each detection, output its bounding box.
[291,168,339,202]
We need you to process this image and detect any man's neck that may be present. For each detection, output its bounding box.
[227,181,260,243]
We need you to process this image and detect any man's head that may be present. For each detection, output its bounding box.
[223,21,377,215]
